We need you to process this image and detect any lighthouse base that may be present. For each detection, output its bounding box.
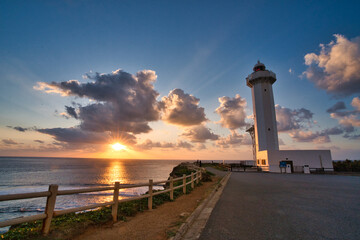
[256,149,333,173]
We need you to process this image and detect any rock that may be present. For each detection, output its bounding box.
[180,212,190,217]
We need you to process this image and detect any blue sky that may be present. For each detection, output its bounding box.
[1,0,360,160]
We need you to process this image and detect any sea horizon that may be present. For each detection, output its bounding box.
[0,156,349,161]
[0,156,253,161]
[0,157,253,231]
[0,157,186,233]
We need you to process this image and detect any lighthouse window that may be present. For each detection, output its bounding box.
[264,89,267,92]
[268,128,271,131]
[262,159,266,165]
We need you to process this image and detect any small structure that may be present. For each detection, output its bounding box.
[246,61,333,173]
[246,125,256,162]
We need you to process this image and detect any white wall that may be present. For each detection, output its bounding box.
[256,150,270,171]
[252,82,279,152]
[267,150,333,173]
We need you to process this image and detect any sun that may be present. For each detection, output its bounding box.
[111,143,127,151]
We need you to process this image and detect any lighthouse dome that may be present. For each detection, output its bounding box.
[246,61,276,87]
[253,61,266,72]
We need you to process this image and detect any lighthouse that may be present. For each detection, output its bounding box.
[245,61,333,173]
[246,61,279,152]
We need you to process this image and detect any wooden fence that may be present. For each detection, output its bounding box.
[0,170,202,235]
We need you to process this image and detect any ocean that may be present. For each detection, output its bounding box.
[0,157,185,233]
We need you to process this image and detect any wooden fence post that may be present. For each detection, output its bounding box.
[182,174,186,194]
[112,182,120,222]
[191,172,194,189]
[148,179,153,210]
[170,177,174,200]
[196,171,199,184]
[42,184,58,235]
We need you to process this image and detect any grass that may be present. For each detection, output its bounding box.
[202,163,230,172]
[1,172,206,240]
[166,229,177,238]
[166,219,185,238]
[169,165,195,177]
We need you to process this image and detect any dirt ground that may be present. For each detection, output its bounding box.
[74,177,219,240]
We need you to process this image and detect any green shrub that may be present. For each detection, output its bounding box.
[333,160,360,172]
[201,171,213,182]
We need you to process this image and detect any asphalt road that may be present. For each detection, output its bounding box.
[200,172,360,240]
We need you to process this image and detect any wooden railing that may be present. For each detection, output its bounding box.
[0,170,202,235]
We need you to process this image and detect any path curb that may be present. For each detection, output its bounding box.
[172,171,231,240]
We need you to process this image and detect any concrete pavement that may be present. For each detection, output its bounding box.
[174,168,230,240]
[199,172,360,240]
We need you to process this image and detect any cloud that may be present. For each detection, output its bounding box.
[195,143,206,150]
[0,140,103,152]
[216,131,252,148]
[161,89,207,126]
[65,106,78,119]
[343,133,360,140]
[289,126,344,144]
[35,69,161,134]
[37,127,136,146]
[289,131,330,144]
[34,140,45,143]
[303,34,360,96]
[335,115,360,128]
[181,125,219,142]
[2,139,19,145]
[322,127,344,135]
[275,105,314,132]
[351,97,360,111]
[135,139,195,150]
[136,139,175,150]
[328,97,360,139]
[34,69,164,146]
[7,126,33,132]
[276,103,349,143]
[215,94,248,130]
[176,140,194,150]
[37,128,109,144]
[33,82,68,96]
[326,101,346,113]
[77,103,152,134]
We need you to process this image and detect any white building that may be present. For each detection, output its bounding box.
[246,62,333,173]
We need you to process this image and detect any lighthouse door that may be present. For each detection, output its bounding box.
[283,160,293,173]
[286,164,292,173]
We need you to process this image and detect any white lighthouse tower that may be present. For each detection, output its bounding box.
[247,61,279,153]
[246,61,333,173]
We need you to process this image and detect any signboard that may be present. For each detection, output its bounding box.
[279,161,286,168]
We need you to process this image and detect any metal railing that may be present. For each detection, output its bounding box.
[0,170,202,235]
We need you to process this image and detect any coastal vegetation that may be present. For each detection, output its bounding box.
[202,162,230,172]
[1,163,210,240]
[333,160,360,172]
[169,162,213,182]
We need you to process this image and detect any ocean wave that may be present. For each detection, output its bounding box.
[0,206,44,214]
[0,157,181,231]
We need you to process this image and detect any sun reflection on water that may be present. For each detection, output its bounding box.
[63,160,167,206]
[107,160,126,184]
[99,160,133,201]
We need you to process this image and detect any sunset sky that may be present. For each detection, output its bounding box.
[1,0,360,160]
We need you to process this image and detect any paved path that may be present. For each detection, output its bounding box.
[205,167,229,177]
[200,172,360,240]
[175,168,230,240]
